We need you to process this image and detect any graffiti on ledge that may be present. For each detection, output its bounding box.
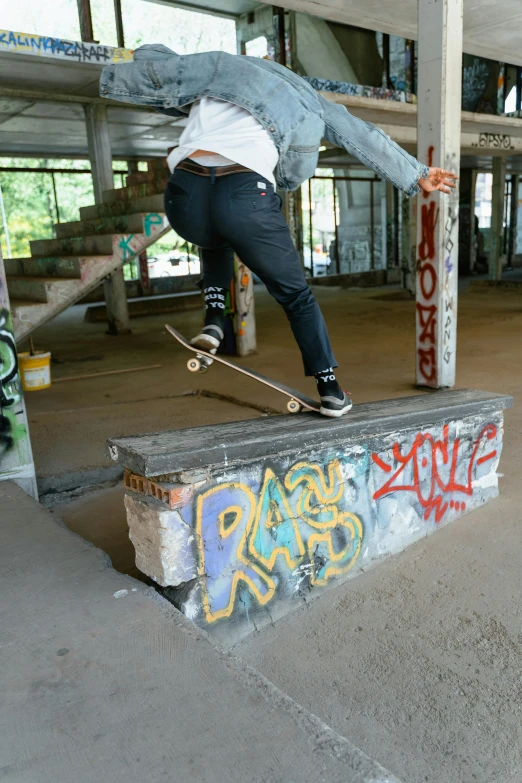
[194,459,363,623]
[0,30,133,63]
[151,416,503,626]
[372,423,498,523]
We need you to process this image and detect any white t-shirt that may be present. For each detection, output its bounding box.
[167,97,278,186]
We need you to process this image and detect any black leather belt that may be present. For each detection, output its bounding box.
[176,158,251,177]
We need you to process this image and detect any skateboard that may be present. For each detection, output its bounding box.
[165,324,321,414]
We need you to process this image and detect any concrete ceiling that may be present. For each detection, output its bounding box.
[265,0,522,67]
[0,51,186,159]
[152,0,522,67]
[148,0,258,17]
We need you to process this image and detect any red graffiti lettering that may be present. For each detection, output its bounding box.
[372,424,498,523]
[418,347,437,384]
[417,160,439,383]
[418,201,438,261]
[419,262,437,300]
[417,303,437,344]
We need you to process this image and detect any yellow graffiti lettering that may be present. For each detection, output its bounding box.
[308,511,363,586]
[285,459,344,528]
[196,483,275,624]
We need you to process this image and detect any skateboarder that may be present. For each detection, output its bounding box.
[101,46,457,417]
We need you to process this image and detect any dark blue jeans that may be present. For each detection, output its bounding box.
[163,166,336,376]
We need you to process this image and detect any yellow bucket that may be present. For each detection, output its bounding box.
[18,351,52,391]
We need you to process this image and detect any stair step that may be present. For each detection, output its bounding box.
[7,276,74,304]
[125,162,169,188]
[55,213,149,239]
[80,194,165,221]
[30,235,116,257]
[101,179,167,205]
[9,299,42,309]
[4,257,83,278]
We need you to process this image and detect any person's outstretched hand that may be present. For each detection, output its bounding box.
[418,167,458,194]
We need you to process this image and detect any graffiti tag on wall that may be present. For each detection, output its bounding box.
[0,308,25,459]
[125,416,503,630]
[372,423,498,523]
[193,459,363,623]
[0,30,132,63]
[471,133,514,150]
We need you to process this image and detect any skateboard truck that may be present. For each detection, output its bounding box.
[187,354,214,374]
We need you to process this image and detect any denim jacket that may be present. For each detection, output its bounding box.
[100,44,429,194]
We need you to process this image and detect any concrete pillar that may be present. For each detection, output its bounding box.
[84,105,113,202]
[234,256,256,356]
[385,181,396,269]
[458,168,474,275]
[470,169,478,273]
[84,104,130,334]
[0,249,38,499]
[489,157,507,280]
[508,174,519,268]
[401,191,418,294]
[415,0,462,389]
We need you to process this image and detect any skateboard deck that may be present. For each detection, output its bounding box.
[165,324,321,414]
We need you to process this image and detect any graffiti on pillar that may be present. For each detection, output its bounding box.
[0,308,26,459]
[372,423,498,523]
[194,459,363,623]
[416,143,459,385]
[416,148,439,385]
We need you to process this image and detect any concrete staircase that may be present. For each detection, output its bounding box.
[5,163,170,342]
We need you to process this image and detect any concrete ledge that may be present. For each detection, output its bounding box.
[107,390,512,642]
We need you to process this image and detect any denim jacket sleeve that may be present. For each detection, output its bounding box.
[319,95,429,196]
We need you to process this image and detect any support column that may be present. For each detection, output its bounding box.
[0,249,37,499]
[416,0,463,388]
[489,157,507,280]
[458,168,474,275]
[508,173,519,268]
[234,256,256,356]
[84,104,131,334]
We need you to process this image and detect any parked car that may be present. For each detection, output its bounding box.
[303,248,331,277]
[147,252,200,278]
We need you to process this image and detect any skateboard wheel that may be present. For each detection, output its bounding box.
[187,358,201,372]
[287,399,302,414]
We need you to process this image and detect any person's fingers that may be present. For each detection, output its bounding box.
[439,185,451,194]
[442,170,459,180]
[442,178,457,188]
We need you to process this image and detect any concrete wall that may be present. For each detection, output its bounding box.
[112,393,509,643]
[335,178,387,273]
[294,14,358,83]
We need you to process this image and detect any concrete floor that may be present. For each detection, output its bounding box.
[21,281,522,781]
[1,480,400,783]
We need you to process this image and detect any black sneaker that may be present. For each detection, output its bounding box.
[190,324,224,351]
[319,391,352,418]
